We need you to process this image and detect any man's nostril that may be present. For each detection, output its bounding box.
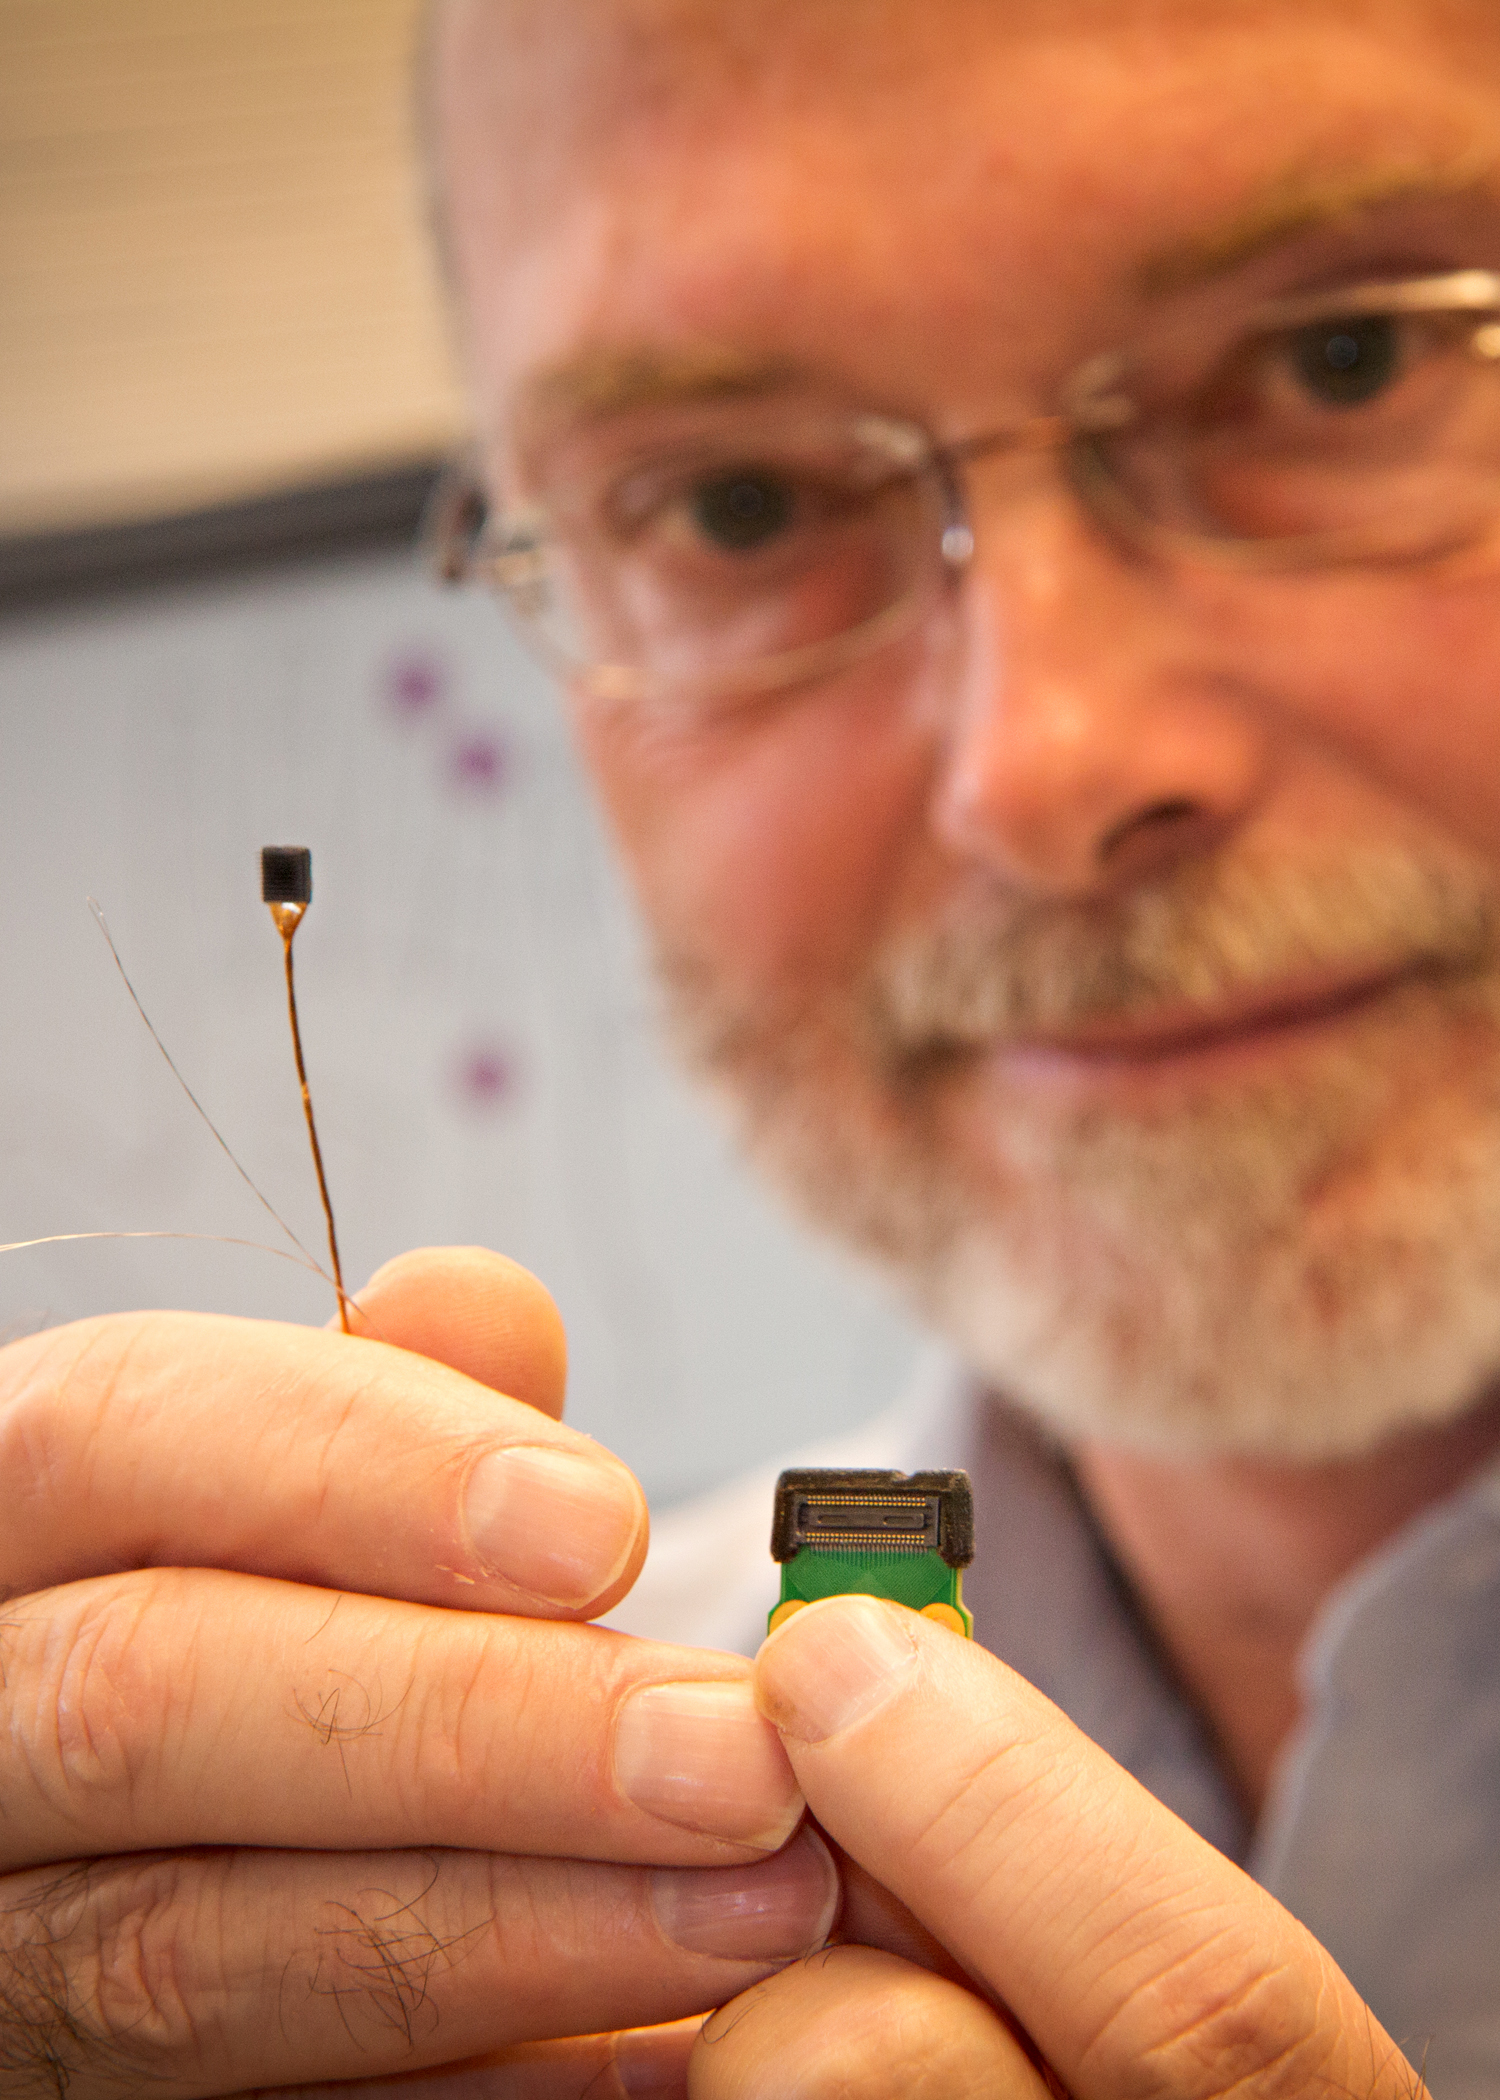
[1099,797,1204,867]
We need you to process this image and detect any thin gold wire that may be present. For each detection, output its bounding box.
[269,901,349,1333]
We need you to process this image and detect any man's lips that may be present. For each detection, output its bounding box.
[951,959,1435,1070]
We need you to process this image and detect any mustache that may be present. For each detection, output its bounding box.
[866,844,1500,1063]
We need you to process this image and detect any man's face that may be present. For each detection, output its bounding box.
[438,0,1500,1457]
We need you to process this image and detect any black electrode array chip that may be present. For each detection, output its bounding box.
[261,845,313,906]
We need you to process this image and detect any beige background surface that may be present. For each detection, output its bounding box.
[0,0,465,537]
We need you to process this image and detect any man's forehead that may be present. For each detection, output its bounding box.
[436,0,1500,103]
[435,0,1500,235]
[435,0,1500,428]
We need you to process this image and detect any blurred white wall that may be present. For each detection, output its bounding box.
[0,549,923,1505]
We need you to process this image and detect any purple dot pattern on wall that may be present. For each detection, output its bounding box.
[451,731,509,795]
[385,647,449,720]
[456,1041,520,1111]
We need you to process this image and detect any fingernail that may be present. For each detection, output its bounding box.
[757,1595,918,1742]
[650,1827,839,1961]
[614,1679,804,1849]
[462,1444,644,1605]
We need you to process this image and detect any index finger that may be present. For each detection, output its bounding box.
[755,1598,1423,2100]
[0,1309,645,1616]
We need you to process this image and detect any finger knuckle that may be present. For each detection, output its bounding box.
[0,1853,225,2092]
[413,1617,546,1812]
[82,1857,213,2062]
[1131,1957,1337,2100]
[474,1851,635,1986]
[32,1575,181,1819]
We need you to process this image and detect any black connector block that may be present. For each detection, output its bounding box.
[771,1468,975,1567]
[261,845,313,905]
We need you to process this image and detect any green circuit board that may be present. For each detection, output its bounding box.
[768,1468,974,1637]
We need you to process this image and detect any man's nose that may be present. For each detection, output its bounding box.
[927,491,1270,895]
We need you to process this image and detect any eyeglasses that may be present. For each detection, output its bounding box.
[429,269,1500,706]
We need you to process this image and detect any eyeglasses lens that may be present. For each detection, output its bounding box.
[508,408,952,700]
[1090,299,1500,563]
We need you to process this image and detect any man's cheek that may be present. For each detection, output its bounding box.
[571,674,937,992]
[1190,570,1500,866]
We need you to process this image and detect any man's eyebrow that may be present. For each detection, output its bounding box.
[1140,154,1500,294]
[514,347,801,439]
[512,161,1500,432]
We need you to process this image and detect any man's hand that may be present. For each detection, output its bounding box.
[0,1250,838,2098]
[686,1596,1426,2099]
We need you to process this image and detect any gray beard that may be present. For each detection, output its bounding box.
[657,837,1500,1459]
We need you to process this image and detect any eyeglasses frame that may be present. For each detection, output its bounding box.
[427,268,1500,701]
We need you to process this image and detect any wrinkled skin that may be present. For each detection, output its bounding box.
[0,1252,839,2097]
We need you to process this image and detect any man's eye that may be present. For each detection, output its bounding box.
[1287,315,1401,407]
[689,470,795,550]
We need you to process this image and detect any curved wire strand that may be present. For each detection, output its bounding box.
[0,1228,324,1271]
[87,897,327,1282]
